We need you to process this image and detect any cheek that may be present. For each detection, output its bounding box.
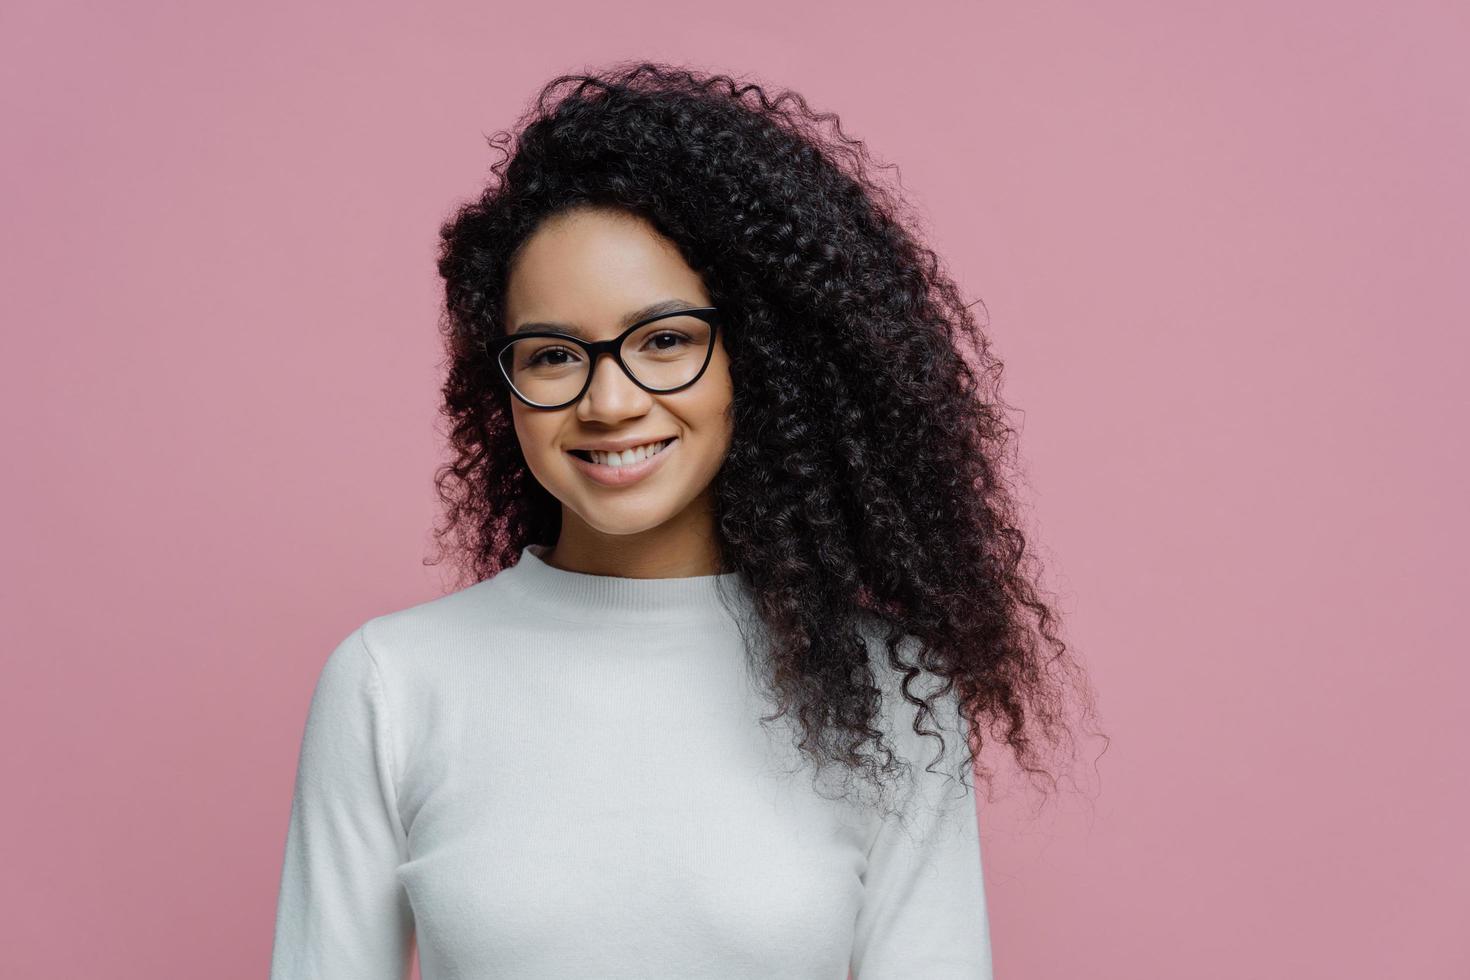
[511,408,561,473]
[699,351,735,416]
[711,368,736,440]
[510,407,532,455]
[688,371,735,458]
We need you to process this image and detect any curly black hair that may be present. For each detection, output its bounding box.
[430,60,1104,817]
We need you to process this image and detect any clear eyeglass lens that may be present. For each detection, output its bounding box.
[499,315,712,405]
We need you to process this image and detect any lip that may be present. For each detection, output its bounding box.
[566,437,678,487]
[569,434,679,453]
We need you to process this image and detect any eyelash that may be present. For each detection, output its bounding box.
[525,331,690,366]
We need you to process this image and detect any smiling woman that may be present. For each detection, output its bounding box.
[269,60,1101,980]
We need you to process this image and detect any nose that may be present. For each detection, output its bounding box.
[575,351,653,421]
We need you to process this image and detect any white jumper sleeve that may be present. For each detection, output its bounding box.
[849,691,994,979]
[270,626,416,979]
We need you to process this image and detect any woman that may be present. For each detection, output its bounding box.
[270,62,1097,979]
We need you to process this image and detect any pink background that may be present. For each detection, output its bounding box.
[2,1,1465,977]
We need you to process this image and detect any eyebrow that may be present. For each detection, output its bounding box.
[509,298,702,339]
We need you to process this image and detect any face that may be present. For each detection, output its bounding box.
[501,207,734,542]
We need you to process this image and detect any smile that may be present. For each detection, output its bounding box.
[565,438,677,487]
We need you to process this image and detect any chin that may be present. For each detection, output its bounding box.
[573,507,682,537]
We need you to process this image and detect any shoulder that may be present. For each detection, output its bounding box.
[852,611,970,775]
[337,571,523,685]
[851,611,942,703]
[360,578,489,647]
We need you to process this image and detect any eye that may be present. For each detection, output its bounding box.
[527,346,580,367]
[644,331,691,351]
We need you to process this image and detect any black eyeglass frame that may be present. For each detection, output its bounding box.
[488,307,722,410]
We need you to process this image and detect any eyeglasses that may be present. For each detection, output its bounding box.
[489,307,722,410]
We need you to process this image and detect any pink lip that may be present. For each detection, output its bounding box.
[566,438,678,487]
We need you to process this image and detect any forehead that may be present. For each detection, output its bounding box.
[504,208,709,334]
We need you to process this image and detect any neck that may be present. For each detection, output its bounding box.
[501,542,750,626]
[547,496,725,578]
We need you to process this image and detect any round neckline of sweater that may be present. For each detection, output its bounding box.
[493,542,751,626]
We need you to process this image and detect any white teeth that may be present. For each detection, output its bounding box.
[588,439,669,468]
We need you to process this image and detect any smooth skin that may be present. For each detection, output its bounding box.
[503,206,735,579]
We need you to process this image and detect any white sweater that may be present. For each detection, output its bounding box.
[270,542,993,979]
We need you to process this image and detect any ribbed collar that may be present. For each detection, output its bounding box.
[494,542,753,626]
